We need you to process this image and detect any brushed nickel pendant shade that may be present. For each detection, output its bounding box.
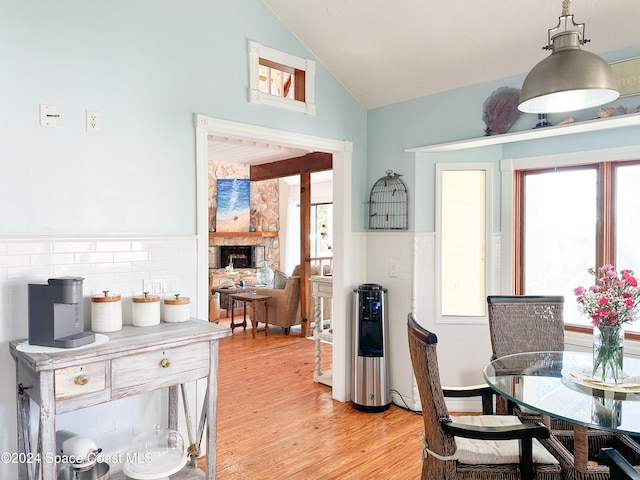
[518,1,619,114]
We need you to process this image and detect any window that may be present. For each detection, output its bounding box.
[310,203,333,258]
[436,164,491,322]
[248,41,316,115]
[258,59,303,101]
[515,160,640,332]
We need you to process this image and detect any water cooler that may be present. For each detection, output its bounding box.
[353,283,390,412]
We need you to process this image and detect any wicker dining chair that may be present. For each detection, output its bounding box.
[487,295,640,479]
[599,448,640,480]
[407,313,563,480]
[553,432,640,480]
[487,295,565,419]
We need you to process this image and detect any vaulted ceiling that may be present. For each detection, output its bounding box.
[262,0,639,109]
[213,1,638,165]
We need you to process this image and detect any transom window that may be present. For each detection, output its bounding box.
[248,41,316,115]
[258,59,304,101]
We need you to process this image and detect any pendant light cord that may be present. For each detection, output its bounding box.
[561,0,570,16]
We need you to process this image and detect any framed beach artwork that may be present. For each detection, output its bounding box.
[216,179,251,232]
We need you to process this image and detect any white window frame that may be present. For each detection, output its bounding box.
[435,162,493,324]
[248,40,316,116]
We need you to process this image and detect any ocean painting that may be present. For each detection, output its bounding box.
[216,179,251,232]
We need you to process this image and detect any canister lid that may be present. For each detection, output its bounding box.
[92,290,122,302]
[132,292,161,303]
[164,294,190,305]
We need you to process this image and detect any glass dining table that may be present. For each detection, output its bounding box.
[484,351,640,468]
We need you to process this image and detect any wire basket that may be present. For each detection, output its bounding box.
[368,170,408,230]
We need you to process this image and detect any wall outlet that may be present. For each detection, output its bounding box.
[86,110,101,132]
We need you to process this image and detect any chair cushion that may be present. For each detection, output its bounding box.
[451,415,559,465]
[273,270,288,289]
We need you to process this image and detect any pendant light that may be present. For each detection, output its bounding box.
[518,0,619,114]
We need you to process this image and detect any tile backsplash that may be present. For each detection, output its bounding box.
[0,234,199,477]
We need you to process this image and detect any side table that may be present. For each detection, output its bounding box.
[211,286,255,317]
[9,319,231,480]
[229,293,271,338]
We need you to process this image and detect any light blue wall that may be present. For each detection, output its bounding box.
[367,46,640,233]
[0,0,367,235]
[5,1,636,237]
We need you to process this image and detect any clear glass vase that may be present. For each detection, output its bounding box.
[256,260,274,286]
[591,396,622,429]
[592,325,624,384]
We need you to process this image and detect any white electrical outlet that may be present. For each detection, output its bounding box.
[86,110,101,132]
[39,104,58,128]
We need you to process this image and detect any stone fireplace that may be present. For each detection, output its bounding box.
[208,161,280,291]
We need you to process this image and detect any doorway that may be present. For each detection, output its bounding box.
[194,114,354,402]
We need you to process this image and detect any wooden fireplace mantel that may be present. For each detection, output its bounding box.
[209,231,278,239]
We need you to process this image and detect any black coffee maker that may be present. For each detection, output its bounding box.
[28,277,95,348]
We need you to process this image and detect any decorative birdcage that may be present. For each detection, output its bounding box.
[368,170,408,230]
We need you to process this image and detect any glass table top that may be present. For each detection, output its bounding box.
[483,351,640,435]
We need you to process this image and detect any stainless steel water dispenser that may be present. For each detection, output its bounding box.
[353,283,390,412]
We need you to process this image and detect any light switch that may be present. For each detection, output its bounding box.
[39,104,58,128]
[389,261,399,278]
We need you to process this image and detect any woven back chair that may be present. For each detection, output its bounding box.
[487,295,564,418]
[487,295,565,359]
[407,313,563,480]
[487,296,640,479]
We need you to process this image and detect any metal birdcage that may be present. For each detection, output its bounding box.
[368,170,408,230]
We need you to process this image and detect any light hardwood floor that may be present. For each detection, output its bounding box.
[207,316,425,479]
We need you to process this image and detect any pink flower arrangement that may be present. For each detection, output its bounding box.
[574,264,640,328]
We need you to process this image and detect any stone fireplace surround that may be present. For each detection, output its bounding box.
[208,160,280,291]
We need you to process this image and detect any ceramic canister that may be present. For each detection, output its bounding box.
[163,294,191,323]
[131,292,161,327]
[91,290,122,332]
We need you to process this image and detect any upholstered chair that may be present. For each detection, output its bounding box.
[250,275,301,335]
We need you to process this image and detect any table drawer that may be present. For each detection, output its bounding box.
[111,342,209,398]
[312,281,332,296]
[54,361,107,401]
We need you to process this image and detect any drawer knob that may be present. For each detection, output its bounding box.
[160,358,171,368]
[75,374,89,385]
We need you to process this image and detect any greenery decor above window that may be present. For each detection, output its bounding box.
[248,40,316,116]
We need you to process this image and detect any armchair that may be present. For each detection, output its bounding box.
[407,313,563,480]
[250,264,331,335]
[250,275,301,335]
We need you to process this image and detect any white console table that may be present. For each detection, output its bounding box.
[310,275,333,386]
[10,319,231,480]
